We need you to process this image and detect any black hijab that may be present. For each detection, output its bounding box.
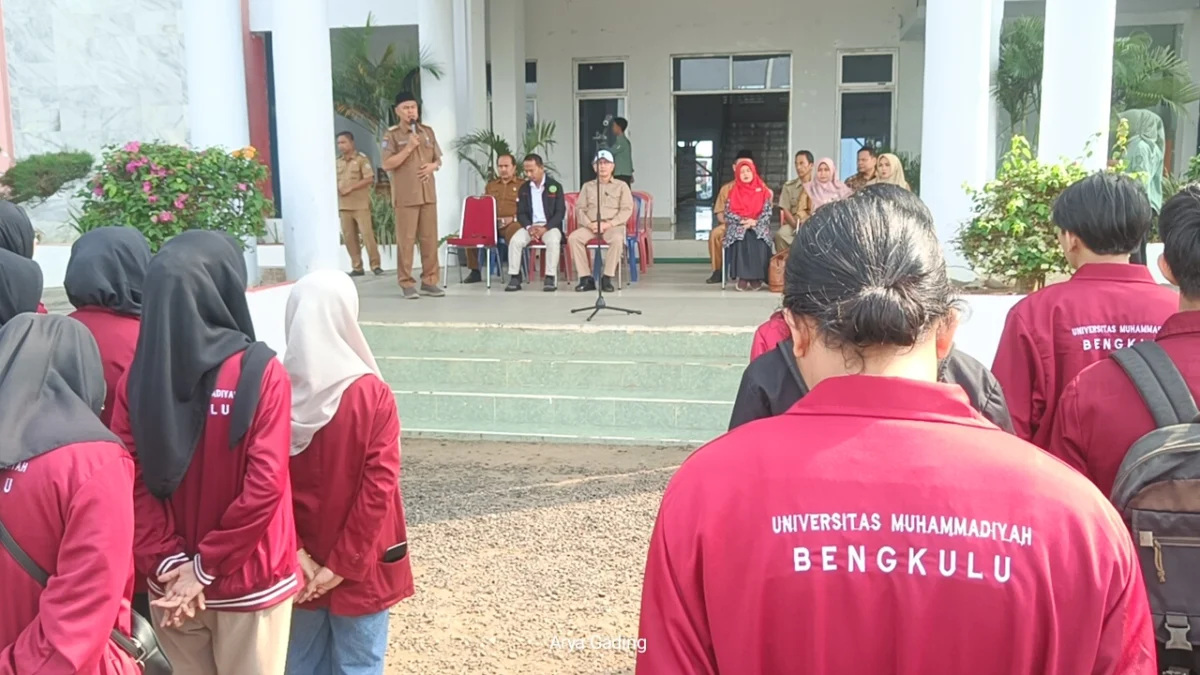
[0,248,43,326]
[64,226,152,316]
[128,230,276,499]
[0,314,119,469]
[0,201,34,258]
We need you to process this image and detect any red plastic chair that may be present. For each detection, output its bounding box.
[443,196,498,288]
[632,190,654,269]
[565,193,625,289]
[524,192,576,282]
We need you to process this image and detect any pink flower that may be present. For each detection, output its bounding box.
[173,193,188,210]
[142,181,152,193]
[92,186,104,197]
[123,141,141,153]
[237,183,248,192]
[126,161,138,174]
[148,195,158,203]
[158,211,174,223]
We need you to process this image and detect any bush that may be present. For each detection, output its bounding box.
[370,188,395,247]
[75,142,272,251]
[1,150,94,204]
[957,122,1135,291]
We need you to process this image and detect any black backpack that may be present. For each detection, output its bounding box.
[1110,341,1200,674]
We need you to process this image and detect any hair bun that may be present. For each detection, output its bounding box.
[835,284,924,348]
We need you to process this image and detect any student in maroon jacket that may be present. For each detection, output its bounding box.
[0,314,139,675]
[283,270,414,674]
[0,248,42,326]
[992,173,1177,448]
[0,201,46,314]
[637,187,1155,674]
[1051,185,1200,495]
[63,227,151,428]
[109,230,298,675]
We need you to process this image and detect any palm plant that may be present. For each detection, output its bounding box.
[452,121,559,182]
[331,14,444,151]
[1112,32,1200,116]
[993,16,1045,140]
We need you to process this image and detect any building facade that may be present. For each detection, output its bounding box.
[1,0,1198,277]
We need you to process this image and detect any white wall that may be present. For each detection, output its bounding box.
[249,0,416,31]
[524,0,918,208]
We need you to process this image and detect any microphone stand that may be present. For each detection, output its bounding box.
[572,131,642,322]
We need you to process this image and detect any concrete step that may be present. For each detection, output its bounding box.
[377,354,745,401]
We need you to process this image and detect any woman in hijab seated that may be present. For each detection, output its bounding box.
[108,230,298,675]
[636,183,1156,674]
[0,248,42,326]
[284,270,413,675]
[722,158,775,291]
[0,201,44,313]
[871,153,910,191]
[804,157,853,214]
[64,227,151,428]
[0,314,140,674]
[734,188,1011,432]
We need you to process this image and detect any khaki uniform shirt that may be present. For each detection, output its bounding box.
[778,178,812,225]
[576,178,634,230]
[337,152,374,211]
[484,177,522,219]
[382,122,443,207]
[714,181,734,226]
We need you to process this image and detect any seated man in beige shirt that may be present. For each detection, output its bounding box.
[707,150,755,284]
[776,150,814,252]
[569,150,634,293]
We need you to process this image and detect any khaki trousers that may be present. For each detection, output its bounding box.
[508,227,563,277]
[775,224,795,252]
[710,224,727,271]
[395,202,440,288]
[150,597,293,675]
[339,209,381,271]
[466,220,523,270]
[568,225,625,278]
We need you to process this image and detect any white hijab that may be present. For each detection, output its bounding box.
[284,270,381,455]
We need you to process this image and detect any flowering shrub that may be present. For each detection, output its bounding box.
[75,142,272,251]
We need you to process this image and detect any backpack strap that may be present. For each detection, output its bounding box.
[0,516,49,585]
[1111,341,1200,428]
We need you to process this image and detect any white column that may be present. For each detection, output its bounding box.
[488,0,526,148]
[419,0,462,240]
[455,0,489,195]
[986,0,1005,173]
[272,0,341,279]
[919,0,999,280]
[1178,10,1200,173]
[182,0,250,149]
[1037,0,1116,170]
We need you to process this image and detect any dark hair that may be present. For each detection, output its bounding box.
[496,153,516,166]
[783,183,956,352]
[523,153,545,167]
[1158,185,1200,298]
[735,149,754,161]
[394,91,417,106]
[613,117,628,132]
[1051,173,1152,255]
[336,131,354,142]
[857,147,877,158]
[795,150,814,164]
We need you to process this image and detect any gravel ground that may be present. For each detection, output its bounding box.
[384,439,694,675]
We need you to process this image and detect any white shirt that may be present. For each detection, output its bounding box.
[530,177,547,225]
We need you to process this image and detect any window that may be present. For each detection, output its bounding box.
[526,98,537,130]
[577,62,625,91]
[836,51,896,178]
[673,54,790,93]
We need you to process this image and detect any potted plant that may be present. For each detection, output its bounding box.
[452,121,559,183]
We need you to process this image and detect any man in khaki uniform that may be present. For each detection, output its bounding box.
[336,131,381,276]
[706,149,754,284]
[845,146,876,192]
[464,153,523,284]
[381,92,444,299]
[776,149,814,252]
[569,149,633,293]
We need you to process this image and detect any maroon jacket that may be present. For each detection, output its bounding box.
[1050,310,1200,496]
[638,376,1154,674]
[67,307,139,428]
[992,263,1177,448]
[0,441,139,675]
[112,352,300,612]
[291,375,414,616]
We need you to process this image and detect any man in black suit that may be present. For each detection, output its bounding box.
[508,153,567,291]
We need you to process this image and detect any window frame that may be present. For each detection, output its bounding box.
[834,49,898,173]
[670,52,793,95]
[574,58,629,93]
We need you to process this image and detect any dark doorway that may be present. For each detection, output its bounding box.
[577,98,624,185]
[673,92,789,240]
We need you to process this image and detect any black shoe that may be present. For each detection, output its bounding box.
[543,275,557,292]
[706,270,722,284]
[575,277,596,292]
[601,276,615,293]
[349,269,365,277]
[464,269,483,284]
[505,276,522,292]
[372,267,384,276]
